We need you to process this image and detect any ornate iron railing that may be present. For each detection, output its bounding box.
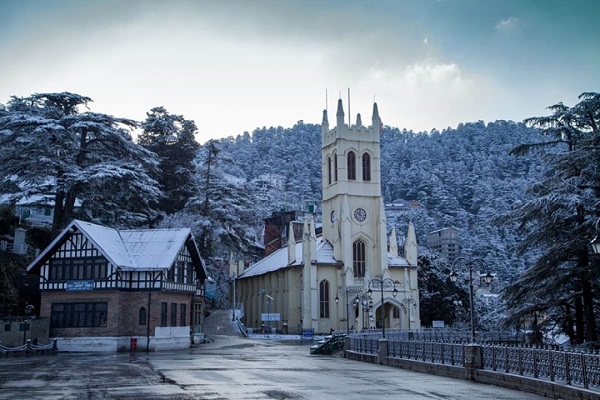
[481,344,600,390]
[387,340,465,367]
[368,329,525,343]
[350,335,379,355]
[348,335,600,392]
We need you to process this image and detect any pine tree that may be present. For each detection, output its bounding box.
[499,92,600,344]
[0,92,161,237]
[139,107,200,214]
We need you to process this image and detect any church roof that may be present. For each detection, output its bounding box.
[238,235,413,279]
[238,237,339,279]
[27,220,207,278]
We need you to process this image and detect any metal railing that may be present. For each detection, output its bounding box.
[348,335,600,392]
[362,329,525,343]
[481,344,600,390]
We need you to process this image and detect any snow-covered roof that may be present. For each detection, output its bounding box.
[238,237,339,279]
[387,253,412,268]
[238,235,413,279]
[27,220,206,276]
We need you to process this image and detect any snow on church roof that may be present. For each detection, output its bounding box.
[238,237,339,279]
[27,220,202,273]
[238,235,413,279]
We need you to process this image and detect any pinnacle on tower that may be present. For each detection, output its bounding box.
[372,102,380,122]
[336,99,345,127]
[322,109,328,125]
[356,113,362,127]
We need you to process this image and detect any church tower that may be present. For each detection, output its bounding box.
[321,99,387,285]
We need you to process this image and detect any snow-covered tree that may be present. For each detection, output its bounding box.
[0,92,161,237]
[498,92,600,344]
[187,140,259,260]
[139,107,200,214]
[417,253,467,328]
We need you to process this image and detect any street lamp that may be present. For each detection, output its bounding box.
[449,257,490,343]
[335,289,349,334]
[401,297,415,331]
[353,292,372,332]
[367,278,399,339]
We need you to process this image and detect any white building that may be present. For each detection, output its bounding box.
[236,100,420,334]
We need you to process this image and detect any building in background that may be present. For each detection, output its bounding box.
[426,227,461,263]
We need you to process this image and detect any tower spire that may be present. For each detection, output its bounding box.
[336,98,345,128]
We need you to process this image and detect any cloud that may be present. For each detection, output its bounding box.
[495,17,520,30]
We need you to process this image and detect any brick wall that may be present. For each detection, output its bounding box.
[41,290,197,339]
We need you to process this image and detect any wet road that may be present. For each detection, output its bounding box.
[0,311,546,399]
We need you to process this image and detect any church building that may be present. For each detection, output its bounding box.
[236,100,420,334]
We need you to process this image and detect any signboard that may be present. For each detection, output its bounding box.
[432,320,445,328]
[66,280,95,291]
[261,313,280,322]
[301,328,314,340]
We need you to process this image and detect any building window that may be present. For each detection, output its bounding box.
[362,153,371,181]
[319,280,330,318]
[393,306,400,319]
[194,303,202,326]
[353,240,366,277]
[334,155,338,181]
[176,261,185,283]
[167,265,175,281]
[180,303,187,326]
[139,307,147,325]
[328,156,332,185]
[171,303,177,326]
[48,257,108,281]
[51,302,107,328]
[347,151,356,180]
[187,262,194,284]
[160,302,168,327]
[3,323,11,332]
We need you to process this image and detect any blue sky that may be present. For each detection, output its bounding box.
[1,0,598,143]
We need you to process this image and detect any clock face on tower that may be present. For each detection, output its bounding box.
[353,207,367,222]
[330,210,336,223]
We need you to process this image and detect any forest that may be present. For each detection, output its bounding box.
[1,91,598,345]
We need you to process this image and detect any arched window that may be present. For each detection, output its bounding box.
[319,280,330,318]
[347,151,356,180]
[139,307,147,325]
[362,153,371,181]
[327,156,332,185]
[334,154,338,182]
[353,239,366,277]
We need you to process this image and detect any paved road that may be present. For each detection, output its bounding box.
[0,310,546,399]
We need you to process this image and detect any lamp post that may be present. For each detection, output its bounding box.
[402,297,414,331]
[367,278,399,339]
[353,292,372,332]
[449,257,492,343]
[146,270,164,353]
[335,289,350,334]
[231,273,237,322]
[335,287,361,334]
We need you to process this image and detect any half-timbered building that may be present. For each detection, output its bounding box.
[26,220,208,352]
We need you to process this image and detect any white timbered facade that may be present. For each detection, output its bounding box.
[27,220,208,352]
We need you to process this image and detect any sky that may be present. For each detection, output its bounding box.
[1,0,598,143]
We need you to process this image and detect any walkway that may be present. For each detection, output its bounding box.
[0,311,546,399]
